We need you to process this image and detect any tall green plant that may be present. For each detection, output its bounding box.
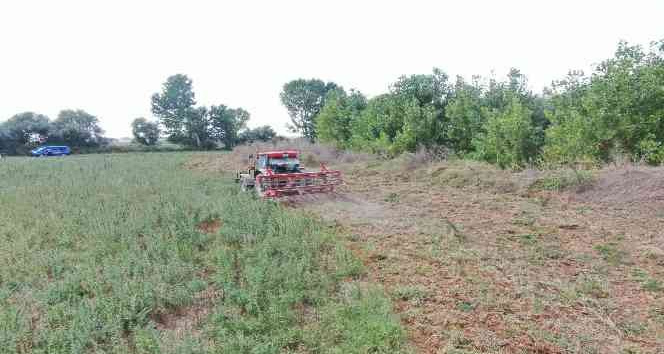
[473,96,536,168]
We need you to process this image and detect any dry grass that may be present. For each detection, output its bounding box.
[576,164,664,204]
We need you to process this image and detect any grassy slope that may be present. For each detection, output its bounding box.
[0,153,405,354]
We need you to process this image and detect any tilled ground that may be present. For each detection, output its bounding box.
[189,153,664,353]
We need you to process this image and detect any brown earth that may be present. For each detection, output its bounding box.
[187,151,664,354]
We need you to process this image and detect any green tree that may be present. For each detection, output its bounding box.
[541,71,601,165]
[349,94,403,154]
[346,69,451,155]
[2,112,50,144]
[208,105,249,149]
[50,109,105,147]
[588,41,664,160]
[237,126,277,144]
[445,76,487,154]
[391,98,437,154]
[131,117,160,146]
[316,89,367,148]
[543,40,664,165]
[150,74,252,149]
[473,96,535,168]
[389,68,451,147]
[543,107,603,166]
[0,112,50,153]
[151,74,197,145]
[280,79,339,141]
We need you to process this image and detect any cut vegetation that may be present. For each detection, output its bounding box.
[189,142,664,353]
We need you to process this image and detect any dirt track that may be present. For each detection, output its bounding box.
[188,152,664,353]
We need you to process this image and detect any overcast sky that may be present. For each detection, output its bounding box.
[1,0,662,138]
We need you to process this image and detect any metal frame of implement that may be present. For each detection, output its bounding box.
[255,163,342,198]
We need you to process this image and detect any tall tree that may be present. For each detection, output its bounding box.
[208,105,249,149]
[445,76,487,154]
[151,74,197,144]
[389,68,452,148]
[131,117,160,146]
[150,74,252,149]
[316,89,367,148]
[473,96,536,168]
[280,79,339,140]
[50,109,104,147]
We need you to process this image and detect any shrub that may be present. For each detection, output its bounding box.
[472,96,536,169]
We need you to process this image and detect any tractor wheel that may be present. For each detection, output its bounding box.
[240,179,253,192]
[255,184,264,198]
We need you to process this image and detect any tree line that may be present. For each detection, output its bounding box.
[0,74,276,155]
[128,74,276,149]
[280,40,664,168]
[0,110,105,154]
[145,74,272,149]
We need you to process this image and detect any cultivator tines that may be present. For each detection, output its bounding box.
[256,164,343,198]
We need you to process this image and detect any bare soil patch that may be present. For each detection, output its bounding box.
[152,286,222,350]
[197,218,222,234]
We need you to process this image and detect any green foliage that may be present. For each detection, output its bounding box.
[131,117,160,146]
[0,112,51,154]
[237,125,277,144]
[316,89,367,149]
[472,96,536,168]
[637,134,664,165]
[445,77,487,154]
[544,41,664,165]
[307,39,664,169]
[280,79,340,141]
[151,74,253,149]
[151,74,197,144]
[314,67,546,163]
[0,153,406,353]
[348,94,400,154]
[49,109,106,147]
[2,112,50,145]
[308,284,406,354]
[208,105,249,149]
[0,110,108,155]
[343,68,451,156]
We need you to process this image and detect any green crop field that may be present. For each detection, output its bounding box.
[0,153,405,354]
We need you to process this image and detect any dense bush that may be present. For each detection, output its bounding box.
[472,96,536,168]
[544,41,664,165]
[300,39,664,168]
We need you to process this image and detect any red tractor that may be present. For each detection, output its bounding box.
[235,150,343,198]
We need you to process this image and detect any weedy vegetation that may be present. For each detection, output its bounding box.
[0,153,406,354]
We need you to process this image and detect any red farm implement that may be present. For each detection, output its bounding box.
[235,150,343,198]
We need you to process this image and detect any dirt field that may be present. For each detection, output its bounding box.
[189,149,664,354]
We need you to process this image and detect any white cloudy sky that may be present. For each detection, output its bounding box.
[1,0,662,138]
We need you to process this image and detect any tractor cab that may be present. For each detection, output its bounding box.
[255,150,301,173]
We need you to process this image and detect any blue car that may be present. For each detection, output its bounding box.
[31,146,71,157]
